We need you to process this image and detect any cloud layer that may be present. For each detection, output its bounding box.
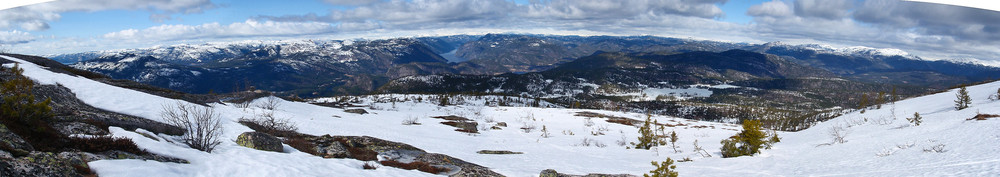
[746,0,1000,60]
[0,0,214,31]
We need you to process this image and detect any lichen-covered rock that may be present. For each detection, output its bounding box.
[539,169,637,177]
[317,140,348,158]
[53,121,108,136]
[0,152,80,177]
[236,132,284,152]
[0,124,34,153]
[344,108,368,114]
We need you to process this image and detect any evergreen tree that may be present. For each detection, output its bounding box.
[891,86,899,103]
[632,114,655,149]
[875,91,885,109]
[907,112,922,126]
[859,93,869,110]
[644,158,678,177]
[439,95,449,106]
[720,120,779,158]
[955,86,971,110]
[668,130,679,153]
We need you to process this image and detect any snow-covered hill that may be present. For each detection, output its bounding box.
[4,54,999,176]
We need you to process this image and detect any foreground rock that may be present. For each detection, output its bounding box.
[308,135,504,177]
[236,132,284,152]
[539,169,637,177]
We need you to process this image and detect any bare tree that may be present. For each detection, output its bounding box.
[161,102,224,152]
[240,109,297,136]
[829,125,847,144]
[255,96,281,110]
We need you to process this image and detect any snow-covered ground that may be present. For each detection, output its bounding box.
[4,54,999,176]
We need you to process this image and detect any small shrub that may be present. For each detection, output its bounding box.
[68,136,146,155]
[160,102,224,152]
[829,125,847,144]
[254,96,281,110]
[923,144,947,153]
[401,116,420,125]
[644,158,678,177]
[362,161,378,170]
[238,111,298,138]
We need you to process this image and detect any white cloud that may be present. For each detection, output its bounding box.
[103,19,337,42]
[0,0,215,31]
[0,30,36,44]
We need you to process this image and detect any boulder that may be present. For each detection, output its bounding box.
[540,169,637,177]
[344,108,368,114]
[236,132,284,152]
[53,121,108,136]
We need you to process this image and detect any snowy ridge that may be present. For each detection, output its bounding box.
[47,38,427,64]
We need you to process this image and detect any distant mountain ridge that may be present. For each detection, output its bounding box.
[48,34,1000,97]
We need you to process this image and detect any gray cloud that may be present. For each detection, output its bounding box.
[746,0,1000,60]
[793,0,853,20]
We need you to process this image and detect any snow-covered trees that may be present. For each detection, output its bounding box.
[644,158,678,177]
[720,120,780,158]
[161,102,224,152]
[955,86,971,110]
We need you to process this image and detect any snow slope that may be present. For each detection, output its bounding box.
[4,54,1000,176]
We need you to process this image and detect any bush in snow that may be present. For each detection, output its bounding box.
[829,125,847,144]
[720,120,780,158]
[238,110,298,137]
[161,102,224,152]
[644,157,678,177]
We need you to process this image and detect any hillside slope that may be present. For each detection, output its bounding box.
[4,54,999,176]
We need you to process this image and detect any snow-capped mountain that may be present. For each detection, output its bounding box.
[63,38,452,95]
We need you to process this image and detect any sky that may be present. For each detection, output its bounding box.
[0,0,999,63]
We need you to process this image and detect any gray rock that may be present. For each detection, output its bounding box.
[495,122,507,127]
[476,150,523,155]
[236,132,284,152]
[0,123,33,153]
[53,121,108,136]
[317,141,348,158]
[0,152,80,177]
[540,169,637,177]
[344,108,369,114]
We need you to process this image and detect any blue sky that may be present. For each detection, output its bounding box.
[1,0,998,63]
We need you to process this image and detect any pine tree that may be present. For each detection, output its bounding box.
[668,130,679,153]
[632,114,655,149]
[875,91,885,109]
[891,86,899,103]
[439,95,449,106]
[907,112,922,126]
[540,125,550,138]
[644,158,678,177]
[859,93,869,110]
[955,86,971,110]
[720,120,779,158]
